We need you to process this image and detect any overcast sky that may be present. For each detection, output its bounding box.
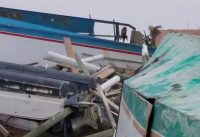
[0,0,200,32]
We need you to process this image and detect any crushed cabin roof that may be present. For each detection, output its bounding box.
[124,33,200,117]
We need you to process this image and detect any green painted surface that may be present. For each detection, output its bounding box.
[152,98,200,137]
[157,54,200,78]
[123,85,150,129]
[125,33,200,99]
[120,33,200,136]
[187,76,200,89]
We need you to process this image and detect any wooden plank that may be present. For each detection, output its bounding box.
[105,89,121,97]
[96,84,116,128]
[74,53,91,76]
[91,90,119,112]
[115,72,130,81]
[93,66,115,79]
[106,99,119,112]
[0,124,9,137]
[64,37,79,73]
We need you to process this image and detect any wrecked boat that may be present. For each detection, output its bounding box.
[0,7,155,70]
[116,33,200,137]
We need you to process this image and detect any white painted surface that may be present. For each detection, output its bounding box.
[0,90,65,120]
[47,51,100,71]
[82,54,104,62]
[142,44,149,56]
[0,33,66,66]
[116,101,142,137]
[101,75,120,92]
[0,33,142,69]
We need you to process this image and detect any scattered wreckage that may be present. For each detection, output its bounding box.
[0,38,138,137]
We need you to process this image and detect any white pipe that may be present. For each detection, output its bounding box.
[142,44,150,64]
[82,54,104,62]
[101,75,121,92]
[46,51,100,72]
[142,44,149,56]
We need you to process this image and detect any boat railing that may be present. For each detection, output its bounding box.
[89,19,136,42]
[0,7,137,43]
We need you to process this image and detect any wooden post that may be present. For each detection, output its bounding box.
[114,24,120,42]
[74,53,91,76]
[64,38,79,73]
[96,84,116,128]
[91,90,119,112]
[105,89,121,97]
[93,66,115,79]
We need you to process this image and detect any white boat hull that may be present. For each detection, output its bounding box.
[0,32,142,69]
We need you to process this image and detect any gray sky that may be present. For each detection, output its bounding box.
[0,0,200,32]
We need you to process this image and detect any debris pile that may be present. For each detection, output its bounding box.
[0,38,135,137]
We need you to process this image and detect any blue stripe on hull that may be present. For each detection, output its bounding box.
[0,16,156,55]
